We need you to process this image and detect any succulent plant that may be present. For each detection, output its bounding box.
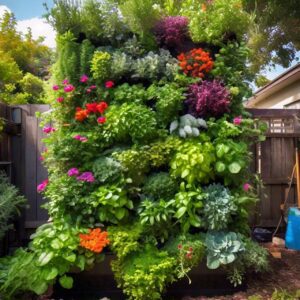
[170,114,207,138]
[205,231,244,269]
[203,184,237,230]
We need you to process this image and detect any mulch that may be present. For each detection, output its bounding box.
[182,245,300,300]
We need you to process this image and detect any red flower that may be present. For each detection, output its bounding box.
[105,81,115,88]
[97,116,106,124]
[86,102,98,114]
[75,108,88,122]
[97,101,108,114]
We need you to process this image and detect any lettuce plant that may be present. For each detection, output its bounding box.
[186,80,231,119]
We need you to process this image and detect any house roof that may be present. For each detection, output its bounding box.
[245,63,300,108]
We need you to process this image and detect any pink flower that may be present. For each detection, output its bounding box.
[97,116,106,124]
[243,183,251,192]
[56,97,64,103]
[68,168,80,177]
[77,172,95,183]
[43,126,55,134]
[64,84,75,93]
[90,85,97,90]
[73,135,88,142]
[52,85,60,91]
[233,116,242,125]
[80,74,89,83]
[62,79,69,85]
[37,179,49,193]
[105,81,115,88]
[86,89,91,93]
[39,156,44,161]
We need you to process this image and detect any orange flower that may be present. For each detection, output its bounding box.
[177,48,213,78]
[75,108,88,122]
[79,228,110,253]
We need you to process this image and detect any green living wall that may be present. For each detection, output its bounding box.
[0,0,269,299]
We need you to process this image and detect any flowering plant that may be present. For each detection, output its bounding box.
[177,48,214,78]
[79,228,110,253]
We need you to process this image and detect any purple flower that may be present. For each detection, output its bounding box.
[52,85,60,91]
[43,126,55,134]
[64,84,75,93]
[243,183,251,192]
[80,74,89,83]
[233,116,242,125]
[68,168,80,177]
[154,16,189,49]
[62,79,69,85]
[37,179,48,193]
[73,135,88,142]
[77,172,95,183]
[186,80,231,118]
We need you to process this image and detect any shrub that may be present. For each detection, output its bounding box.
[186,80,231,119]
[91,51,112,82]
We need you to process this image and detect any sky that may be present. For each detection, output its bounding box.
[0,1,299,83]
[0,0,55,48]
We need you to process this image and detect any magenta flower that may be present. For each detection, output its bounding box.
[243,183,251,192]
[62,79,69,85]
[56,97,64,103]
[97,116,106,124]
[86,88,92,94]
[43,126,55,134]
[68,168,80,177]
[90,85,97,90]
[73,135,88,142]
[80,74,89,83]
[77,172,95,183]
[105,81,115,88]
[52,85,60,91]
[37,179,49,193]
[233,116,242,125]
[64,84,75,93]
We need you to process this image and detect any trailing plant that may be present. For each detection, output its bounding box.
[202,184,237,230]
[0,173,26,239]
[170,135,215,184]
[170,114,207,138]
[186,80,231,119]
[142,172,177,200]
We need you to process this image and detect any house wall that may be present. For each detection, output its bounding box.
[252,79,300,108]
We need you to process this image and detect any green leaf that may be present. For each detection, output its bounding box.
[77,255,86,271]
[64,253,76,262]
[32,281,48,295]
[228,162,241,174]
[115,208,126,220]
[51,238,63,249]
[175,207,187,219]
[37,252,54,266]
[59,275,73,289]
[207,257,220,269]
[45,267,58,281]
[181,169,190,178]
[216,161,226,173]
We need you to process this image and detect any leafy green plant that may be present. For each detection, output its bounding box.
[202,184,237,230]
[170,114,207,138]
[112,83,148,105]
[92,183,134,224]
[171,135,215,184]
[171,182,203,232]
[111,244,177,300]
[0,173,26,239]
[91,51,112,82]
[142,172,177,200]
[92,156,122,183]
[205,231,244,269]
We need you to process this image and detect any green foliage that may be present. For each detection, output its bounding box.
[172,182,203,232]
[0,173,26,240]
[170,114,207,138]
[108,223,144,259]
[79,39,95,75]
[147,83,185,127]
[91,51,112,82]
[142,172,177,200]
[181,0,252,44]
[92,184,134,224]
[271,289,300,300]
[205,231,244,269]
[203,184,237,230]
[112,244,177,300]
[171,135,215,184]
[112,83,148,105]
[92,156,122,183]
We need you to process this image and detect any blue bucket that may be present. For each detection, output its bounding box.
[285,207,300,250]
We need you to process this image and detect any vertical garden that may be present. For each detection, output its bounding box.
[0,0,269,299]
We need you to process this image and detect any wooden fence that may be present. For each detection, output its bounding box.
[1,105,300,249]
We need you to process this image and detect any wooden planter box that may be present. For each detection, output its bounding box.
[53,254,246,300]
